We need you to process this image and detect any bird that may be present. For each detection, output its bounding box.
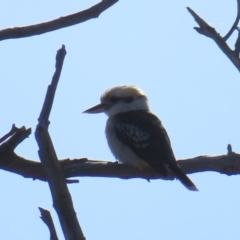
[83,85,198,191]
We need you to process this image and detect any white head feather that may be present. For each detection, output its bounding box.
[101,86,150,117]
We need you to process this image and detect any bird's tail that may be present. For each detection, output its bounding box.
[170,164,198,191]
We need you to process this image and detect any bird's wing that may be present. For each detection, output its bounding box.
[113,110,176,176]
[114,110,198,191]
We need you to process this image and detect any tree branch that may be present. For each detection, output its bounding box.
[39,207,59,240]
[35,45,85,240]
[187,7,240,72]
[223,0,240,41]
[0,127,240,181]
[38,45,66,127]
[0,124,18,144]
[0,0,118,41]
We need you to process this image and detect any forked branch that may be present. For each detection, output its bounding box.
[187,5,240,72]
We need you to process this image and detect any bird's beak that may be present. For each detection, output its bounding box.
[83,103,109,114]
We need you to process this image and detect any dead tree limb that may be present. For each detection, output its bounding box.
[0,125,239,182]
[35,45,85,240]
[224,0,240,41]
[39,207,59,240]
[187,6,240,72]
[0,0,118,41]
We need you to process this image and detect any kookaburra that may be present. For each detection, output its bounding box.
[83,85,198,191]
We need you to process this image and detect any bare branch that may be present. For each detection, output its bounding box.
[0,125,31,151]
[234,28,240,56]
[0,124,18,144]
[1,124,240,181]
[63,152,240,179]
[39,207,59,240]
[35,45,85,240]
[0,135,240,182]
[187,7,240,72]
[0,0,118,41]
[38,45,66,127]
[223,0,240,41]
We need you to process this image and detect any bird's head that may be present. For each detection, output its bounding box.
[83,85,149,117]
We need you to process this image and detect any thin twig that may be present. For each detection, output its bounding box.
[66,179,79,184]
[39,207,59,240]
[223,0,240,41]
[0,0,118,41]
[0,124,17,144]
[227,144,233,155]
[234,28,240,56]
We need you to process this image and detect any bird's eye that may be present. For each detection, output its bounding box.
[109,96,119,103]
[124,97,133,103]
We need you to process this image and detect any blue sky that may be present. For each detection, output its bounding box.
[1,1,240,239]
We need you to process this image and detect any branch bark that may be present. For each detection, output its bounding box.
[0,0,118,41]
